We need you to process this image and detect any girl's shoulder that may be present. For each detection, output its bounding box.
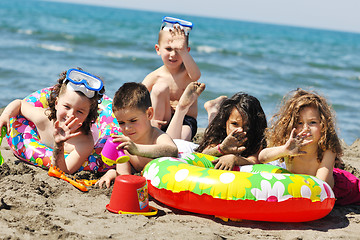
[69,132,94,150]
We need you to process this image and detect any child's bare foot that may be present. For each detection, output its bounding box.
[178,82,206,110]
[204,95,227,123]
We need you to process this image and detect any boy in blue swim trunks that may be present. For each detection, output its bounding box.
[143,17,202,141]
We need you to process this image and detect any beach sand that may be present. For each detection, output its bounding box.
[1,116,360,239]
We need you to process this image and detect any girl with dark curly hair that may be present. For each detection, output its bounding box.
[196,92,267,170]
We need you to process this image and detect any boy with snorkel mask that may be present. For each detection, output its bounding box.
[143,16,203,141]
[0,68,105,174]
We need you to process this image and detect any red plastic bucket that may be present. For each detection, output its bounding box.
[106,175,150,214]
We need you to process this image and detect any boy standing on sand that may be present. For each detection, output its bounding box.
[97,82,178,188]
[142,17,201,141]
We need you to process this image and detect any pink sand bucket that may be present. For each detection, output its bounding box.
[101,137,130,166]
[106,175,157,216]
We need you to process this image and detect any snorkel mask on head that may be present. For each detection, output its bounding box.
[160,16,193,36]
[66,68,103,98]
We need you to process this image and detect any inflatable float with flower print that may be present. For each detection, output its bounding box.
[6,87,119,172]
[143,153,335,222]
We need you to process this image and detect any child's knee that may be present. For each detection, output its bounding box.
[151,82,170,98]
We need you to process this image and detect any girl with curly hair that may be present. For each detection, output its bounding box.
[0,68,105,174]
[259,88,360,205]
[196,92,267,170]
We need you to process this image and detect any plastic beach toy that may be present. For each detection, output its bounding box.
[101,137,130,166]
[143,153,335,222]
[0,126,6,165]
[48,165,88,192]
[106,175,158,216]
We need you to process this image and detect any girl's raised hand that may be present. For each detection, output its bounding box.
[285,128,313,156]
[221,128,247,155]
[53,116,82,144]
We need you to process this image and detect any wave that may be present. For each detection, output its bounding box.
[196,45,218,54]
[99,51,125,59]
[17,29,34,35]
[306,62,345,71]
[37,44,72,52]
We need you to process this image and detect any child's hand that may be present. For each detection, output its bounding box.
[285,128,313,156]
[0,113,10,135]
[220,128,247,155]
[112,134,140,156]
[53,116,82,144]
[212,155,237,170]
[95,169,116,189]
[169,25,187,53]
[151,119,167,129]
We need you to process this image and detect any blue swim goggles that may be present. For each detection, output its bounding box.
[161,16,193,36]
[66,68,103,98]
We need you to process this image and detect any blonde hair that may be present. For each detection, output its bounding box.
[266,88,343,162]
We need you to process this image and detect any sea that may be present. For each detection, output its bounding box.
[1,0,359,145]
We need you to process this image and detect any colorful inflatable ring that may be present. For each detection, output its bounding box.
[6,87,119,172]
[143,153,335,222]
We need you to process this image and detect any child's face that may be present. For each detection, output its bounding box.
[55,89,91,129]
[296,106,322,144]
[114,107,153,143]
[226,108,244,135]
[155,31,189,69]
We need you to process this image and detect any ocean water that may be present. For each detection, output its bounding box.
[1,0,359,144]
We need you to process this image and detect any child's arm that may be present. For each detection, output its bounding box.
[142,71,157,92]
[115,134,178,159]
[52,116,93,174]
[211,154,260,170]
[259,128,312,163]
[0,100,44,134]
[258,145,289,164]
[171,27,201,81]
[315,150,336,187]
[112,132,178,159]
[96,162,133,189]
[108,132,178,175]
[202,128,247,157]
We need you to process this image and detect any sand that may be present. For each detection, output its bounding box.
[1,120,360,239]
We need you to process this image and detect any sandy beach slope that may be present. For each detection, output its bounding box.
[1,112,360,239]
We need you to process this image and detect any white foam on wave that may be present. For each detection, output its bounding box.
[38,44,72,52]
[102,51,125,59]
[63,34,74,40]
[17,29,33,35]
[196,45,218,54]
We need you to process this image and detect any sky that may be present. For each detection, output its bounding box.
[46,0,360,34]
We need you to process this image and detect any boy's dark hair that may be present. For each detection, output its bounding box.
[112,82,151,113]
[196,92,267,157]
[47,68,105,135]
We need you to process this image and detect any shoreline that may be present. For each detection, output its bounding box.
[1,108,360,239]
